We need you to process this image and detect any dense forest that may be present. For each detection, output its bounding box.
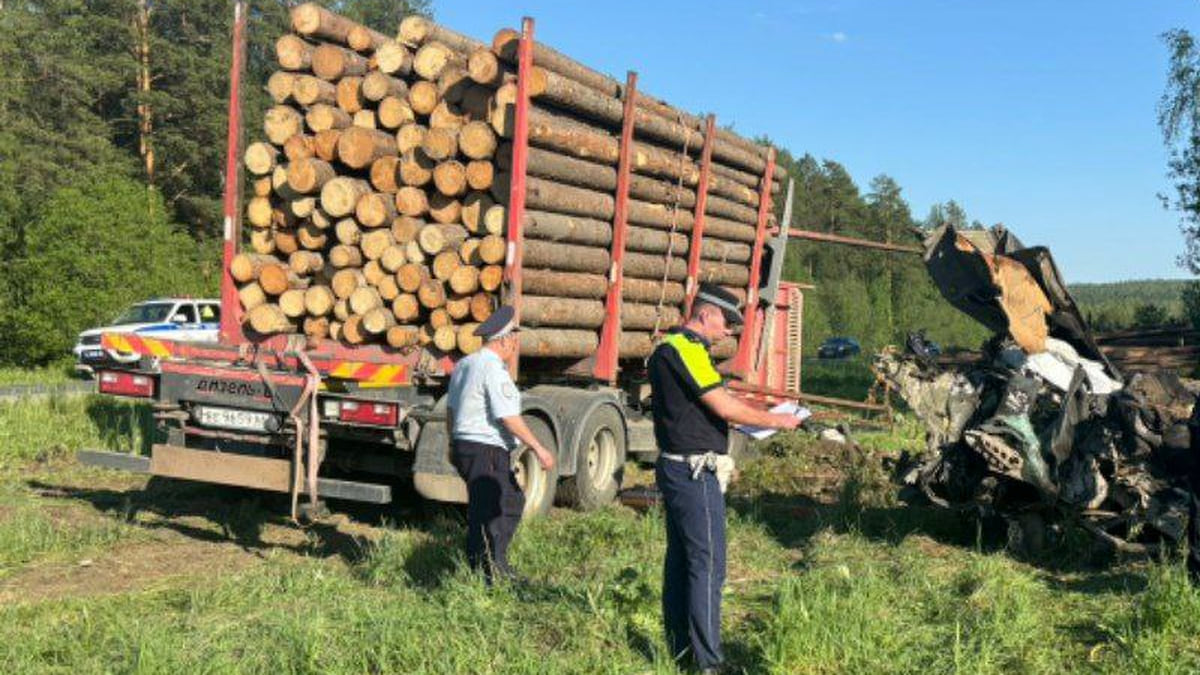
[773,153,990,354]
[0,0,427,365]
[1070,279,1191,331]
[1,0,1174,367]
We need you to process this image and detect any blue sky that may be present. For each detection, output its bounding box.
[436,0,1199,283]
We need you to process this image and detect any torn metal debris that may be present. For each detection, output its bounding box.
[877,224,1198,555]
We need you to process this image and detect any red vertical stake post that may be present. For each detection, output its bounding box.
[592,72,638,383]
[503,17,535,378]
[683,115,717,317]
[218,1,248,345]
[732,148,777,377]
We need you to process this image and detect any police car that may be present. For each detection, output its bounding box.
[73,298,221,376]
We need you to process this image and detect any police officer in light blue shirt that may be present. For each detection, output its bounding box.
[446,306,555,583]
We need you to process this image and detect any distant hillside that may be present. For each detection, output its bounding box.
[1069,279,1189,330]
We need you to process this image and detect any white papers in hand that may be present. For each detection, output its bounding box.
[736,402,811,440]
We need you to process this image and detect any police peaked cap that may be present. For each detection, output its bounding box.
[695,282,743,325]
[474,305,520,341]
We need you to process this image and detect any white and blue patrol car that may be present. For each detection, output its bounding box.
[73,298,221,376]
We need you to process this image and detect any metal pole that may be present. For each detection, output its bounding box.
[683,115,716,317]
[218,1,247,345]
[728,379,891,412]
[592,71,638,383]
[755,177,795,384]
[502,17,535,378]
[788,229,923,254]
[731,148,777,376]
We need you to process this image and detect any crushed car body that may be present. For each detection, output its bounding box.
[877,223,1198,555]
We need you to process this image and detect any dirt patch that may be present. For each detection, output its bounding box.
[0,475,393,606]
[0,511,386,606]
[0,537,260,605]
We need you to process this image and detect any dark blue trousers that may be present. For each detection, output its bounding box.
[450,439,525,582]
[656,456,727,670]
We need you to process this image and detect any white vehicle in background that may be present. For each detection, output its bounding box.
[73,298,221,377]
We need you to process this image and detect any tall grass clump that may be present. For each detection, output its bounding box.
[0,395,154,468]
[755,531,1075,674]
[756,537,933,673]
[934,555,1063,673]
[0,361,73,386]
[0,505,135,573]
[1103,561,1200,673]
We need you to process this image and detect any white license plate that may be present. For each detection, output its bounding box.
[195,406,273,433]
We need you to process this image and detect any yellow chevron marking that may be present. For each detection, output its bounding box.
[108,334,133,353]
[144,338,171,358]
[371,364,404,384]
[329,362,363,379]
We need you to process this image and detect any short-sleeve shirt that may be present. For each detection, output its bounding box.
[447,348,521,450]
[647,327,728,455]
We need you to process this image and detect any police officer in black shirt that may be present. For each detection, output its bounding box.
[648,283,802,673]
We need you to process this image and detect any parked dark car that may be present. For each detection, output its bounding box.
[817,337,861,360]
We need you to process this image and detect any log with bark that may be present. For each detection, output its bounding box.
[492,104,765,207]
[399,15,486,54]
[519,209,751,262]
[489,28,769,164]
[501,144,760,221]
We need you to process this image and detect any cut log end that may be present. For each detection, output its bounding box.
[459,121,497,160]
[413,41,459,81]
[246,304,297,335]
[321,177,371,218]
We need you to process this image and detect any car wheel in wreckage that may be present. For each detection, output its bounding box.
[1004,510,1049,557]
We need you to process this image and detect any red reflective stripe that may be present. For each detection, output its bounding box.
[124,335,146,354]
[355,363,381,381]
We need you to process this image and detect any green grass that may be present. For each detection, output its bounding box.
[1,503,1197,674]
[0,500,136,574]
[0,361,75,387]
[801,356,878,402]
[0,394,155,469]
[2,380,1200,672]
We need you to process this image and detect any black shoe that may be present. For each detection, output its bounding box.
[496,570,532,587]
[483,565,530,588]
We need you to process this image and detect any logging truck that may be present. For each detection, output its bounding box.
[78,5,805,517]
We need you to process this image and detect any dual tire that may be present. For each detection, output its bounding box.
[512,405,628,518]
[558,405,626,512]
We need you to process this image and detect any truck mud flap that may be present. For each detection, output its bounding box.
[78,446,392,504]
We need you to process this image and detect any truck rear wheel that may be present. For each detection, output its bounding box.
[559,405,625,511]
[512,415,558,518]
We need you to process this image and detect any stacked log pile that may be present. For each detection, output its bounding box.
[238,4,777,360]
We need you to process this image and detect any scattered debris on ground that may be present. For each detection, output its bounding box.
[877,224,1199,557]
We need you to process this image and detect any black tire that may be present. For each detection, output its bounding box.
[511,415,558,518]
[1006,511,1047,558]
[558,405,626,511]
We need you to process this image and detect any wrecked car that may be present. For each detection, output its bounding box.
[877,224,1198,556]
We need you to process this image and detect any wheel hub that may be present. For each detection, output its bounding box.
[587,428,616,491]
